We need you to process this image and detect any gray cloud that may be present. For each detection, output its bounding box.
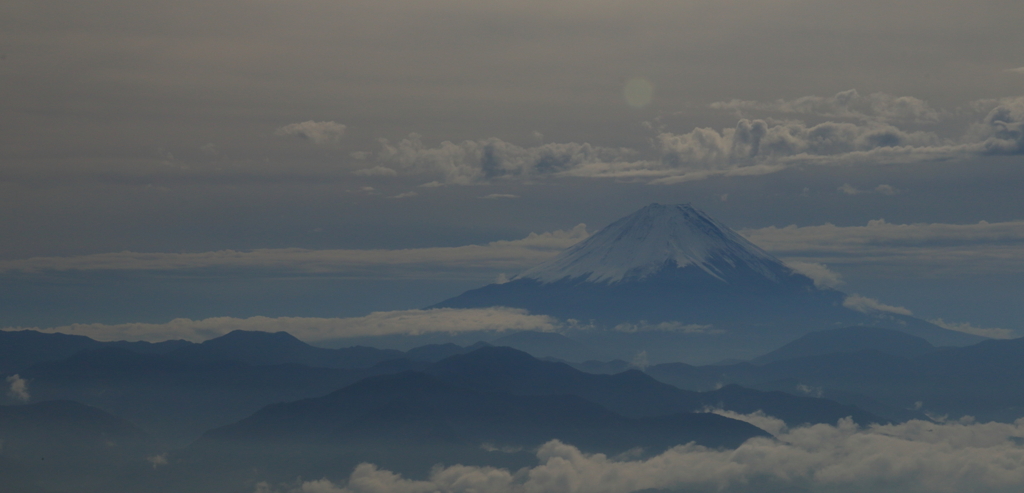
[351,166,398,177]
[356,96,1024,186]
[372,134,644,185]
[710,89,942,123]
[256,414,1024,493]
[274,121,347,145]
[838,183,900,196]
[6,374,29,402]
[2,307,560,343]
[969,97,1024,155]
[612,321,718,334]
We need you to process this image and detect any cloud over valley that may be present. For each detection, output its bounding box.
[257,414,1024,493]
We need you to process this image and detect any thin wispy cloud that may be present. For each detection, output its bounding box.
[928,318,1016,340]
[4,219,1022,280]
[741,219,1024,276]
[274,121,346,145]
[2,307,560,343]
[838,183,900,196]
[0,225,590,277]
[710,89,942,123]
[843,294,913,316]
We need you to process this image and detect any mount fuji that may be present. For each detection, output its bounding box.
[434,204,982,363]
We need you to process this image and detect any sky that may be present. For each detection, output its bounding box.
[2,0,1023,342]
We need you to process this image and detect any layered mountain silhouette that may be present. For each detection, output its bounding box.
[176,345,881,488]
[434,203,982,362]
[647,327,1024,422]
[423,346,881,426]
[16,346,376,446]
[0,329,476,375]
[0,329,190,374]
[750,326,939,364]
[8,324,1024,493]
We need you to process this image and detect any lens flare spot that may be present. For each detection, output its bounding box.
[623,77,653,108]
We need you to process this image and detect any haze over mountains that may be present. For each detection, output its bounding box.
[437,203,982,362]
[1,204,1020,493]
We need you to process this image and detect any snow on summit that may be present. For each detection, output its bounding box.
[518,203,784,284]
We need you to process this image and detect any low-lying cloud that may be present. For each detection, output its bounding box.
[928,318,1016,340]
[838,183,899,196]
[842,294,913,316]
[1,308,560,343]
[784,260,844,289]
[257,414,1024,493]
[612,321,718,334]
[6,374,29,402]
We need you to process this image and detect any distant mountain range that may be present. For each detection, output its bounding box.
[646,326,1024,422]
[0,328,477,375]
[6,325,1024,492]
[185,345,876,488]
[434,203,983,363]
[0,203,1017,492]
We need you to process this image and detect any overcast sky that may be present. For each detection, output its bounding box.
[2,0,1022,339]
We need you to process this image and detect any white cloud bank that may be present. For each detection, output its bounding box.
[257,414,1024,493]
[1,308,560,343]
[350,92,1024,185]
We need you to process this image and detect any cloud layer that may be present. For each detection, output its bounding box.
[742,218,1024,277]
[345,93,1024,185]
[1,308,559,343]
[0,225,589,278]
[257,414,1024,493]
[710,89,942,123]
[4,218,1022,282]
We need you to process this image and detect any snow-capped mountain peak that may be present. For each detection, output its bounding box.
[518,203,783,284]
